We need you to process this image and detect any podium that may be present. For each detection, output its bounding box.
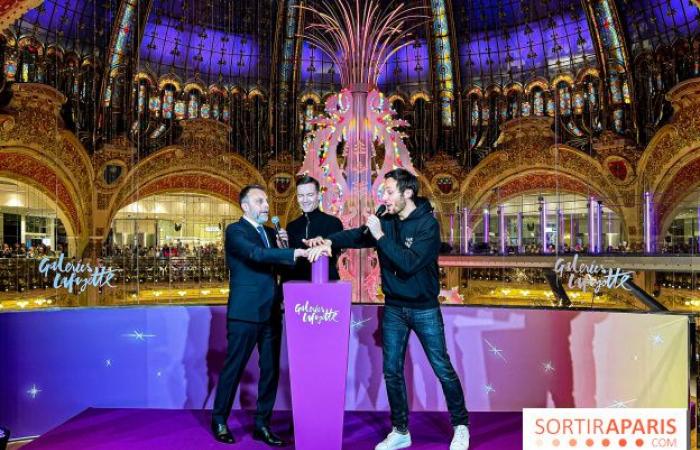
[283,256,353,450]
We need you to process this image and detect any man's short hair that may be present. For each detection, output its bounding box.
[296,175,320,192]
[239,184,266,206]
[385,168,419,199]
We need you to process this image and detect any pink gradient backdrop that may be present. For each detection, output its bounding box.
[0,305,690,438]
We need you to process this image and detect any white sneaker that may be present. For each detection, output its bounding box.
[374,427,412,450]
[449,425,470,450]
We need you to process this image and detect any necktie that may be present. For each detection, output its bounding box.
[257,226,270,248]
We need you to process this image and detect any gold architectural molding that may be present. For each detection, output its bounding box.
[9,83,66,117]
[493,116,554,147]
[422,151,463,207]
[179,118,232,152]
[639,77,700,194]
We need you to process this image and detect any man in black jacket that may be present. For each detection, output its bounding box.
[283,175,344,282]
[211,184,308,446]
[306,169,470,450]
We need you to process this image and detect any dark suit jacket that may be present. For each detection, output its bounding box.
[225,218,296,322]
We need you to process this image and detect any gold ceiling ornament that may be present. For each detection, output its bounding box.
[593,130,639,163]
[422,151,463,180]
[261,152,298,181]
[494,116,555,151]
[179,118,231,156]
[0,0,43,32]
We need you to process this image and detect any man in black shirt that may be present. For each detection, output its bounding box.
[283,175,343,281]
[305,169,470,450]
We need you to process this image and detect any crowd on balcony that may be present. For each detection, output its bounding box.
[101,241,223,259]
[439,238,699,256]
[1,243,63,259]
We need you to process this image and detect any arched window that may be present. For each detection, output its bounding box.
[161,84,177,120]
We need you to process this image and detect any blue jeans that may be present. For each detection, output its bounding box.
[382,305,469,429]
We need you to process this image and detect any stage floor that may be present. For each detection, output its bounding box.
[21,408,522,449]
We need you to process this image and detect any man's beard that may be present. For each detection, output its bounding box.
[393,197,406,214]
[255,212,268,224]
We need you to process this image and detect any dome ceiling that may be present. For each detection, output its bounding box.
[13,0,114,54]
[620,0,699,52]
[462,0,571,32]
[138,0,276,86]
[9,0,700,89]
[454,0,598,85]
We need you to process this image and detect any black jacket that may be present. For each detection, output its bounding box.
[285,208,344,281]
[327,198,440,308]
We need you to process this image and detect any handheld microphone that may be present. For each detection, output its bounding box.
[271,216,288,248]
[362,205,387,235]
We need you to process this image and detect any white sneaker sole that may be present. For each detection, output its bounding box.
[449,440,470,450]
[376,438,412,450]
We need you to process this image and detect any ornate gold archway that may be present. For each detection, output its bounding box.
[0,152,81,235]
[467,171,618,214]
[459,117,628,239]
[0,85,94,200]
[461,118,624,209]
[0,84,94,254]
[655,156,700,239]
[0,170,78,254]
[463,171,628,242]
[638,78,700,242]
[102,143,264,239]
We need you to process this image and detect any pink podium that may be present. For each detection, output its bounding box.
[283,256,353,450]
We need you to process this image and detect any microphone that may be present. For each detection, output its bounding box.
[362,205,387,235]
[271,216,288,248]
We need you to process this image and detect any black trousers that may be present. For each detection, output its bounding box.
[212,317,282,428]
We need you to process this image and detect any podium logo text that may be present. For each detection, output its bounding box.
[294,301,340,325]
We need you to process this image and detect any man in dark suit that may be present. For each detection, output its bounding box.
[282,175,344,282]
[212,184,308,446]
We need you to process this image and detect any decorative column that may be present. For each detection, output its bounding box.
[430,0,456,128]
[583,0,636,135]
[596,201,604,252]
[697,206,700,253]
[449,212,455,250]
[461,207,471,254]
[588,196,598,254]
[644,192,655,253]
[273,0,303,157]
[539,197,547,253]
[516,211,523,254]
[557,208,565,252]
[483,207,490,244]
[498,205,506,255]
